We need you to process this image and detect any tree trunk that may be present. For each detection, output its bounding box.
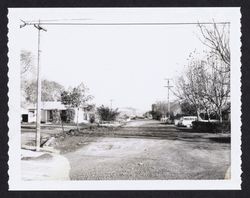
[207,109,211,122]
[219,107,223,123]
[59,111,64,133]
[196,108,200,121]
[61,120,64,133]
[76,107,79,131]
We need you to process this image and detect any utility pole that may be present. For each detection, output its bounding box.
[21,20,47,151]
[164,78,173,118]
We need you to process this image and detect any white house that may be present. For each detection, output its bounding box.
[21,101,92,124]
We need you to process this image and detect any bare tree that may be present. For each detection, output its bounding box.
[175,52,230,122]
[198,22,230,73]
[175,61,208,120]
[21,50,36,108]
[20,50,35,75]
[174,22,231,122]
[203,56,230,122]
[155,101,168,115]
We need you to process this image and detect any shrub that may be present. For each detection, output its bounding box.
[97,105,120,121]
[192,121,230,133]
[61,109,75,123]
[89,114,95,123]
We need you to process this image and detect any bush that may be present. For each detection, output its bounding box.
[97,105,120,121]
[192,121,230,133]
[61,109,75,123]
[89,114,95,123]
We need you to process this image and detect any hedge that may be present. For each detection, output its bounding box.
[192,121,230,133]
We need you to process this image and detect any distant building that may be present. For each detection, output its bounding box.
[151,100,182,117]
[151,104,157,112]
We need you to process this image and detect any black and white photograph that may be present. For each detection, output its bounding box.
[7,8,241,190]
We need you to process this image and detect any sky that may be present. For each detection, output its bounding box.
[9,8,236,112]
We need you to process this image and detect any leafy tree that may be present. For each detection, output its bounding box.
[97,105,120,122]
[24,79,64,103]
[61,83,93,130]
[42,80,64,101]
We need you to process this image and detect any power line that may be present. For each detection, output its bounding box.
[20,21,230,27]
[23,18,92,22]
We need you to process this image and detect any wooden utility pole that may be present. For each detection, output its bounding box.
[164,78,173,118]
[21,20,47,151]
[35,20,42,151]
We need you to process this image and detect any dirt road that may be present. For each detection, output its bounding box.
[64,120,230,180]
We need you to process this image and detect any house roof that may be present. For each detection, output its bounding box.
[27,101,67,110]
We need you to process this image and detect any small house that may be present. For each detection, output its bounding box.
[21,101,93,124]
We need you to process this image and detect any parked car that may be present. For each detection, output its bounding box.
[178,116,198,128]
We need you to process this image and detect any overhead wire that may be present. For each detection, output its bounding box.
[20,20,230,26]
[23,18,92,23]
